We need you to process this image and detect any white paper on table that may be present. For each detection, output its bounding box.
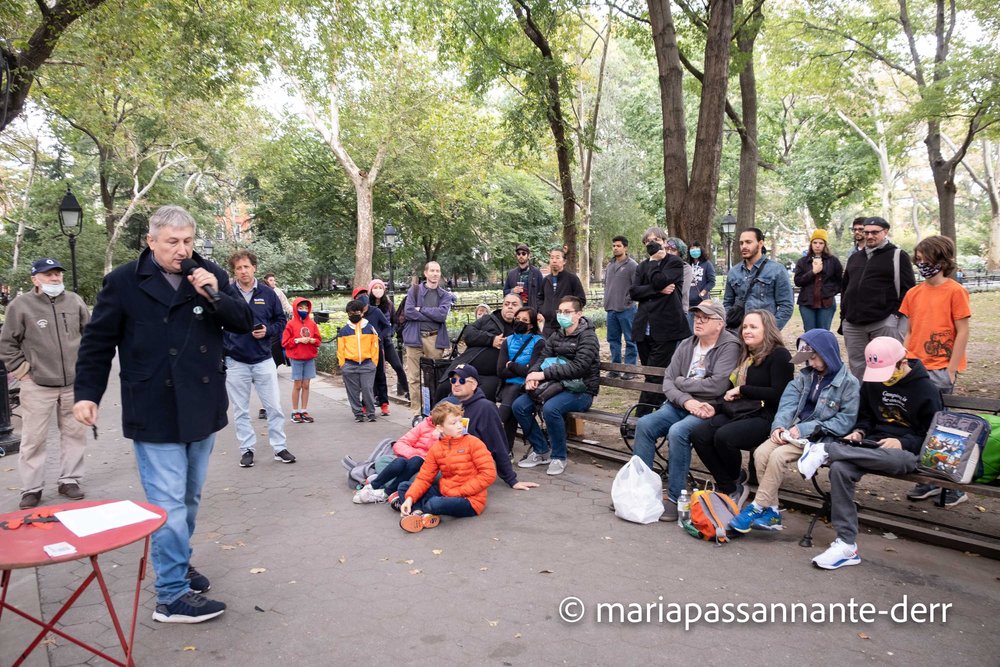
[55,501,161,538]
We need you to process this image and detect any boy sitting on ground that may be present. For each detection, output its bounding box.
[797,337,942,570]
[398,402,497,533]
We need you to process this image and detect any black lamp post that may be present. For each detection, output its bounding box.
[57,186,83,293]
[720,211,737,271]
[203,238,214,259]
[382,223,400,298]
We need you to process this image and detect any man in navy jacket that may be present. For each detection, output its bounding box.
[74,206,252,623]
[224,250,295,469]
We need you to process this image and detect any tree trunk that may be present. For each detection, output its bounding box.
[353,176,375,288]
[735,0,761,238]
[979,139,1000,269]
[11,137,39,272]
[647,0,689,234]
[677,0,735,245]
[512,1,578,271]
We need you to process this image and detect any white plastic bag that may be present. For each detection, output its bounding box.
[611,455,664,524]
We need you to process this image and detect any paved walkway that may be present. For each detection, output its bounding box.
[1,367,998,666]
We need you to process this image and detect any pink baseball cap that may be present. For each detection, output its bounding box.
[863,337,907,383]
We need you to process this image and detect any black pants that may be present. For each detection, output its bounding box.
[383,339,408,395]
[635,338,678,416]
[690,414,771,493]
[497,382,525,454]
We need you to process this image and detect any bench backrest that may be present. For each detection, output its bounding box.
[942,394,1000,416]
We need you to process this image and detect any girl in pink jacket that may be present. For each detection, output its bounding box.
[353,416,438,504]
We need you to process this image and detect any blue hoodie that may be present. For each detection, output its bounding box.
[772,329,860,438]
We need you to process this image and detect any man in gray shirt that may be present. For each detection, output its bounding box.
[603,236,638,377]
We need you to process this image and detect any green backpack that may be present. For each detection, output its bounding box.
[975,414,1000,484]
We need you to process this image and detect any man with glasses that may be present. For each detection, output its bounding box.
[503,243,543,312]
[847,217,866,258]
[631,301,741,521]
[839,216,915,380]
[513,296,600,475]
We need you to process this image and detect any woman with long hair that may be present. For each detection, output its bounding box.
[368,279,409,399]
[496,307,546,453]
[793,230,843,331]
[689,310,793,507]
[686,241,717,329]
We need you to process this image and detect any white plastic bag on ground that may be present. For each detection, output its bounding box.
[611,455,664,524]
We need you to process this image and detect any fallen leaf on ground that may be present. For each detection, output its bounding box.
[602,536,612,541]
[398,559,414,565]
[254,606,265,612]
[250,567,267,574]
[327,511,337,516]
[409,568,422,575]
[220,545,237,551]
[432,549,443,555]
[882,532,897,540]
[183,646,197,651]
[857,632,870,640]
[885,547,897,553]
[4,468,14,472]
[338,556,347,564]
[479,567,489,571]
[539,569,554,574]
[964,552,980,557]
[484,618,499,627]
[975,505,987,513]
[514,633,522,639]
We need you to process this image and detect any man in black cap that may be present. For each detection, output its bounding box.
[839,216,915,380]
[0,258,90,509]
[503,243,543,312]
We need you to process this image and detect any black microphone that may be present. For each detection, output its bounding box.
[180,258,222,303]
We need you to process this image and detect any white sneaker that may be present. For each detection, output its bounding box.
[797,442,828,480]
[546,459,567,476]
[352,484,387,504]
[812,538,861,570]
[518,451,552,468]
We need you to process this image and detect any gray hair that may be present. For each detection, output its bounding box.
[642,226,667,244]
[148,205,196,238]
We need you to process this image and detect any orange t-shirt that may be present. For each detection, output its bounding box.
[899,279,970,371]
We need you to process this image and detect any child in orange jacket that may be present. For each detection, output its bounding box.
[398,402,497,533]
[282,297,322,423]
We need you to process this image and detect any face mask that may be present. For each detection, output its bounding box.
[371,288,384,298]
[883,365,907,386]
[556,313,574,329]
[690,249,701,259]
[297,310,309,320]
[645,242,662,257]
[41,283,65,298]
[348,313,362,324]
[513,321,529,335]
[916,261,942,279]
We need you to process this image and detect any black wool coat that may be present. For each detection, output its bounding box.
[75,249,253,443]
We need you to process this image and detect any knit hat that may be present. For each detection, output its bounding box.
[810,229,828,243]
[368,278,386,292]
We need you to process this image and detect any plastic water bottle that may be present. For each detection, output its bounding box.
[677,489,691,527]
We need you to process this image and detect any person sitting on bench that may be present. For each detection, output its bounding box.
[729,328,859,533]
[630,301,741,521]
[797,336,942,570]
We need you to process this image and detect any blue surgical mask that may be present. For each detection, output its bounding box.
[690,249,702,259]
[556,313,574,329]
[297,309,309,319]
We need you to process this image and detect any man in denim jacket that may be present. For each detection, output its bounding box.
[723,228,794,329]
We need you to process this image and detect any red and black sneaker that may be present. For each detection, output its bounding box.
[300,411,314,423]
[380,403,390,416]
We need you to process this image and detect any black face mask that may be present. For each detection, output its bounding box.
[348,313,362,323]
[645,242,662,257]
[513,321,530,335]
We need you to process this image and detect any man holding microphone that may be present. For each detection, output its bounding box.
[74,206,252,623]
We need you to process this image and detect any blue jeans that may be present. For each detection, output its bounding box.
[371,456,424,494]
[632,402,705,501]
[512,390,593,460]
[606,307,638,365]
[398,480,477,517]
[225,357,286,454]
[133,435,216,604]
[799,304,837,332]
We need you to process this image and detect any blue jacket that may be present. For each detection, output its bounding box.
[723,254,794,329]
[223,280,287,364]
[402,283,455,350]
[772,363,860,439]
[75,249,253,443]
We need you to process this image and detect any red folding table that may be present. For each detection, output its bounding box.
[0,499,166,666]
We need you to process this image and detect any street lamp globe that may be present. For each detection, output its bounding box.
[721,211,737,237]
[384,223,398,247]
[58,187,83,237]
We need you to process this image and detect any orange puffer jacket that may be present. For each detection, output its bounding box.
[405,434,497,514]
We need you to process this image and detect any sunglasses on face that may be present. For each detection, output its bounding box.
[516,251,529,256]
[450,377,467,385]
[863,229,885,236]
